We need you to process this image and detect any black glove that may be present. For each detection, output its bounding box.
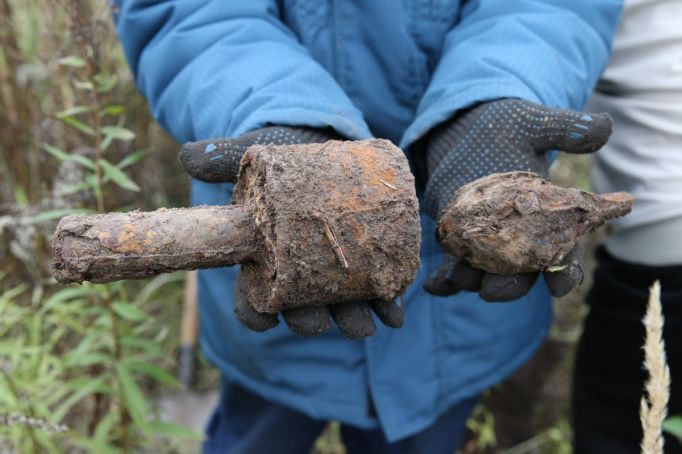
[179,126,404,339]
[422,98,613,301]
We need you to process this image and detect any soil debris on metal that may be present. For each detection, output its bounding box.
[53,139,421,314]
[437,171,634,274]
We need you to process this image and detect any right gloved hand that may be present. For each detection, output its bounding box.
[422,99,612,301]
[179,126,404,339]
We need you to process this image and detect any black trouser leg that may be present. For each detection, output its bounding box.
[573,247,682,454]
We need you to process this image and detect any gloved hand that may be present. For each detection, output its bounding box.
[179,126,404,339]
[423,98,613,301]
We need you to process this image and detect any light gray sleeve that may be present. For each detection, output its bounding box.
[589,0,682,265]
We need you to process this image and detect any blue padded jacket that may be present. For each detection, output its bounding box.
[114,0,621,441]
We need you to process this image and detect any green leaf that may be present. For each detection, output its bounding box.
[100,160,140,192]
[56,106,94,118]
[42,383,73,409]
[65,332,106,361]
[60,116,96,136]
[71,154,97,170]
[149,420,205,440]
[134,271,184,305]
[0,283,28,303]
[100,134,114,151]
[117,149,150,169]
[664,416,682,441]
[94,73,118,93]
[68,433,117,454]
[53,376,108,421]
[58,56,86,68]
[101,104,126,117]
[14,186,28,206]
[64,352,113,368]
[42,143,96,170]
[41,143,70,161]
[49,312,90,336]
[56,180,95,197]
[40,286,98,313]
[127,362,181,388]
[111,302,146,321]
[33,429,61,452]
[101,126,136,141]
[93,412,119,451]
[116,363,149,428]
[74,80,95,91]
[120,336,162,356]
[29,208,93,223]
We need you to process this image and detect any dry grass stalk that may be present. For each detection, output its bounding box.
[0,412,69,433]
[640,281,670,454]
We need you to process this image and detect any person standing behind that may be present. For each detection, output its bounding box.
[573,0,682,452]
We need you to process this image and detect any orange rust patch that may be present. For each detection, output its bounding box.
[96,231,112,242]
[144,230,158,252]
[336,154,351,174]
[315,142,402,214]
[346,217,365,242]
[367,167,397,189]
[347,142,398,190]
[115,222,145,254]
[335,186,366,213]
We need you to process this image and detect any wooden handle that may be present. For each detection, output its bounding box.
[52,204,257,283]
[180,270,199,347]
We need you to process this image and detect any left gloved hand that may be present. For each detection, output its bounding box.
[179,126,404,339]
[423,98,613,301]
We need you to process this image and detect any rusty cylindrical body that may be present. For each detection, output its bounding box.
[234,139,420,313]
[52,139,421,313]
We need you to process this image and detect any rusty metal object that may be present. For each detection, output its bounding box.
[52,139,421,313]
[437,171,634,274]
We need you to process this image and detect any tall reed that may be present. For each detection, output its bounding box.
[640,281,670,454]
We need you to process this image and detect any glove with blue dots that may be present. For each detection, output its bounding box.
[180,126,340,184]
[423,98,613,301]
[179,126,404,339]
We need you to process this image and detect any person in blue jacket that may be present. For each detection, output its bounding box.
[113,1,622,452]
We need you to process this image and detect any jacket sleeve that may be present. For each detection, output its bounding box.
[400,0,623,149]
[113,0,372,142]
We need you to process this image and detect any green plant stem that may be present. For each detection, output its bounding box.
[498,429,555,454]
[0,368,40,453]
[104,286,130,454]
[85,55,105,213]
[76,9,124,448]
[90,89,105,213]
[67,0,105,213]
[66,2,127,446]
[86,367,105,436]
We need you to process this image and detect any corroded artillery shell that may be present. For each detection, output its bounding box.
[52,139,421,314]
[437,172,634,274]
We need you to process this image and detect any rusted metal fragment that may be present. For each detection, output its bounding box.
[52,139,421,314]
[437,171,634,274]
